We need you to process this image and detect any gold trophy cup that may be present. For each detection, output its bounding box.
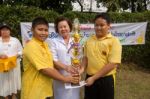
[68,18,83,85]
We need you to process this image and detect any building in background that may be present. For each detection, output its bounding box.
[72,0,107,12]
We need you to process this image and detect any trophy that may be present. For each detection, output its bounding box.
[68,18,83,85]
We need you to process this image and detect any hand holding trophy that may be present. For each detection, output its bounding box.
[68,18,83,85]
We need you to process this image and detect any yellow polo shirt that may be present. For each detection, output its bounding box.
[21,38,54,99]
[84,33,122,76]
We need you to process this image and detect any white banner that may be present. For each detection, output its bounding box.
[20,22,147,46]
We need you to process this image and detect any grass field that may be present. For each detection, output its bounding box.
[0,63,150,99]
[80,63,150,99]
[115,63,150,99]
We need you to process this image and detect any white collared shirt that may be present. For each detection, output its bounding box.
[47,36,80,99]
[47,35,73,76]
[49,35,73,65]
[0,37,22,57]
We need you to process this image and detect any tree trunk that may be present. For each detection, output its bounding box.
[131,0,136,12]
[89,0,93,12]
[0,0,3,4]
[76,0,83,12]
[143,0,147,10]
[80,4,83,12]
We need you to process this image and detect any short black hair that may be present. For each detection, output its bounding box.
[94,13,111,24]
[54,16,72,33]
[32,17,49,29]
[0,22,11,31]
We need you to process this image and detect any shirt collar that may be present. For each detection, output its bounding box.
[57,35,73,45]
[0,36,13,41]
[32,37,45,45]
[92,33,113,40]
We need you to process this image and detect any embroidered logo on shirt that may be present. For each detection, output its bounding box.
[102,51,107,56]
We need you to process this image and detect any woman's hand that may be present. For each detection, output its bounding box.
[65,74,80,84]
[65,66,78,74]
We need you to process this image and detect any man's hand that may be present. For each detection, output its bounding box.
[85,76,96,86]
[79,66,84,75]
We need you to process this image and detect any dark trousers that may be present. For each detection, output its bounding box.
[84,75,114,99]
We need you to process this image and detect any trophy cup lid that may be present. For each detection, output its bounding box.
[73,18,80,32]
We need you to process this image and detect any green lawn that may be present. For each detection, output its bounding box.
[80,63,150,99]
[115,63,150,99]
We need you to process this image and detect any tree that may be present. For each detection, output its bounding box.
[127,0,148,12]
[0,0,3,4]
[75,0,84,12]
[96,0,149,12]
[0,0,74,14]
[40,0,74,13]
[96,0,121,12]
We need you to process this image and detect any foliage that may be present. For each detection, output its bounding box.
[1,0,150,13]
[0,5,59,39]
[109,11,150,68]
[96,0,149,12]
[98,0,121,12]
[0,5,150,68]
[63,11,95,23]
[0,0,74,14]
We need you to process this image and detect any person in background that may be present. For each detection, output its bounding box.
[0,23,22,99]
[21,17,79,99]
[49,16,83,99]
[82,13,122,99]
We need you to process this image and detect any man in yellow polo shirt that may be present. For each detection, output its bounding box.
[21,17,79,99]
[83,13,122,99]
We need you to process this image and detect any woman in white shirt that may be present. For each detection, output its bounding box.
[50,17,83,99]
[0,23,22,99]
